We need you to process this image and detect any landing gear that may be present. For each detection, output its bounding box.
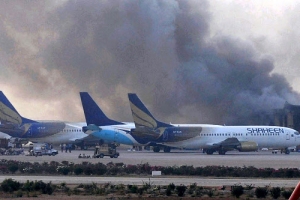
[218,146,226,155]
[163,146,171,153]
[79,141,86,150]
[206,149,214,155]
[153,146,160,152]
[99,139,104,146]
[285,148,290,154]
[218,149,226,155]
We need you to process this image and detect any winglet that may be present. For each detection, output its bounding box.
[80,92,123,126]
[0,91,37,125]
[128,93,172,128]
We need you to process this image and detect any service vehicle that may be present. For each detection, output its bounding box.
[0,138,13,149]
[93,144,119,158]
[29,143,58,156]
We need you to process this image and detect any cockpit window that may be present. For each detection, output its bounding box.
[294,131,300,135]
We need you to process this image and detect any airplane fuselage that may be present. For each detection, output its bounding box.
[86,122,142,146]
[153,125,300,150]
[0,121,88,144]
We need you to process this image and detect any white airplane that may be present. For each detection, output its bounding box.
[128,93,300,154]
[80,92,141,146]
[0,91,96,147]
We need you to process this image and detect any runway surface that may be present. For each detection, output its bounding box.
[5,148,300,169]
[1,148,300,187]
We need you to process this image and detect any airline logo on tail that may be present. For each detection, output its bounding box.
[128,93,172,129]
[129,99,158,129]
[128,93,173,142]
[0,92,22,125]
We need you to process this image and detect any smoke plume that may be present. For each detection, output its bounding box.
[0,0,299,125]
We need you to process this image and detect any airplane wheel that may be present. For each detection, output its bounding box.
[218,149,226,155]
[153,146,160,152]
[99,154,104,158]
[285,149,290,154]
[206,149,214,155]
[114,154,118,158]
[163,147,171,153]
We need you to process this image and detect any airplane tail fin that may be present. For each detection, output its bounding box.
[0,91,37,125]
[128,93,172,129]
[80,92,123,126]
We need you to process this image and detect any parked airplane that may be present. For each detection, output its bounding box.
[0,91,95,146]
[80,92,142,147]
[128,93,300,154]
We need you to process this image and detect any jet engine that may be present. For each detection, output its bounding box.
[237,141,258,152]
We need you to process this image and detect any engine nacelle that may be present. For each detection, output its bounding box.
[237,141,258,152]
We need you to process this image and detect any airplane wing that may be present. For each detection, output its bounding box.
[69,138,84,142]
[205,137,258,154]
[212,137,240,148]
[205,138,243,147]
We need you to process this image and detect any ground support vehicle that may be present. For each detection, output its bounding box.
[93,144,119,158]
[27,143,58,156]
[0,138,13,149]
[272,149,281,154]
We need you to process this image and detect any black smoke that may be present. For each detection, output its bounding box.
[1,0,299,125]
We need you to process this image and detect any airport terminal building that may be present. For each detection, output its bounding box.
[273,102,300,132]
[273,102,300,151]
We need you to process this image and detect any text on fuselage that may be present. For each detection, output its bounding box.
[247,128,284,134]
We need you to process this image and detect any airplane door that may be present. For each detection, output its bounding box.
[114,129,119,142]
[286,131,290,140]
[28,127,32,137]
[163,130,168,141]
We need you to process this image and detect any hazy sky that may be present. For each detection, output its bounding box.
[1,0,300,125]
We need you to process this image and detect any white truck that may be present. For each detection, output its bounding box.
[29,143,58,156]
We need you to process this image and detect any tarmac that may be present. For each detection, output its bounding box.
[1,147,300,187]
[6,147,300,169]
